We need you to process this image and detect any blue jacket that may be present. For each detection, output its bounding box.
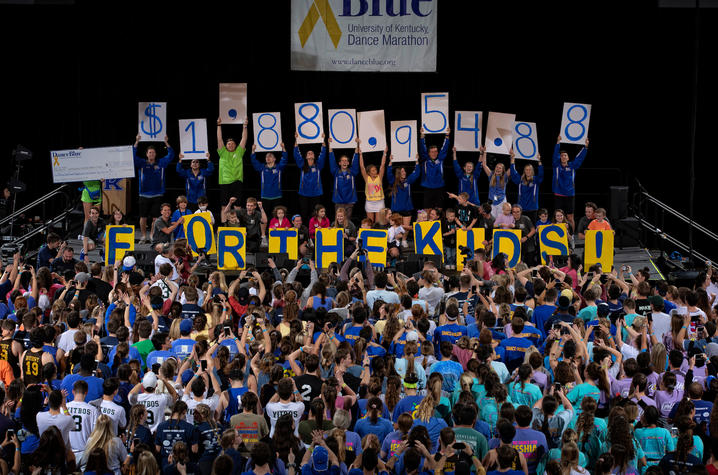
[510,163,544,211]
[294,146,326,197]
[418,137,449,189]
[453,160,482,205]
[487,172,509,204]
[552,143,587,196]
[175,161,214,204]
[251,152,288,200]
[387,164,421,211]
[133,147,174,197]
[328,152,360,204]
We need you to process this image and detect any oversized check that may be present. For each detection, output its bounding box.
[51,146,135,183]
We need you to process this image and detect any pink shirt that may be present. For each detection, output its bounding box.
[308,216,330,239]
[494,213,515,229]
[269,217,291,229]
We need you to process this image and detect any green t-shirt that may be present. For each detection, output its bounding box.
[453,427,488,459]
[298,420,334,444]
[218,146,245,184]
[81,181,102,204]
[132,339,156,369]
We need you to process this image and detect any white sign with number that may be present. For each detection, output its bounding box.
[253,112,282,152]
[295,102,324,144]
[485,112,516,155]
[560,102,591,144]
[357,110,386,153]
[327,109,357,147]
[178,119,208,160]
[512,121,539,161]
[390,120,417,163]
[219,83,247,124]
[454,111,483,152]
[421,92,449,134]
[138,102,167,142]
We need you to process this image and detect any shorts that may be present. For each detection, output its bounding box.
[220,181,243,207]
[554,195,575,215]
[394,209,413,217]
[139,196,162,219]
[365,199,385,213]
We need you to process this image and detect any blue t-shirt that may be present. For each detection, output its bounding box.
[499,336,533,371]
[433,323,468,354]
[343,325,364,346]
[354,417,394,444]
[155,419,199,462]
[412,417,448,453]
[61,374,104,402]
[392,395,423,422]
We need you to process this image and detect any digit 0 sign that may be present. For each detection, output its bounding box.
[327,108,357,146]
[390,120,417,163]
[512,121,539,160]
[421,92,449,134]
[559,102,592,144]
[295,102,324,144]
[252,112,283,152]
[454,111,482,152]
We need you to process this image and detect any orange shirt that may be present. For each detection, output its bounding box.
[0,360,13,387]
[588,219,612,231]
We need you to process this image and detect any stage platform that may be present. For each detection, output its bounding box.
[613,247,665,281]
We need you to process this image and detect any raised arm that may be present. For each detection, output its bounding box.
[479,147,491,176]
[239,117,248,150]
[452,147,462,178]
[379,146,388,178]
[571,138,589,170]
[216,118,224,151]
[358,149,368,180]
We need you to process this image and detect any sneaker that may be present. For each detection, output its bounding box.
[401,239,408,248]
[79,250,85,261]
[261,235,268,248]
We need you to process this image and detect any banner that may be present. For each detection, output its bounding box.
[290,0,438,72]
[358,229,388,267]
[315,228,344,269]
[219,83,247,124]
[105,225,134,267]
[390,120,417,163]
[454,111,483,152]
[327,109,357,146]
[269,228,299,260]
[184,212,216,257]
[512,121,539,161]
[295,102,325,144]
[584,230,614,270]
[560,102,591,144]
[492,229,522,268]
[51,146,135,183]
[456,228,485,271]
[138,102,167,142]
[414,221,443,261]
[217,228,247,271]
[178,119,208,160]
[485,112,516,155]
[538,224,569,265]
[358,110,386,153]
[253,112,283,152]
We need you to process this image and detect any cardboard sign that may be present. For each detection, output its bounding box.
[217,227,247,270]
[456,228,485,271]
[538,224,570,265]
[315,228,344,269]
[184,212,216,257]
[492,229,522,268]
[269,228,299,260]
[584,230,614,270]
[358,229,388,268]
[414,221,443,261]
[105,225,135,267]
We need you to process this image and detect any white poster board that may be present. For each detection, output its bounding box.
[560,102,591,144]
[454,111,483,152]
[512,121,539,161]
[51,146,135,183]
[485,112,516,155]
[219,83,247,124]
[138,102,167,142]
[421,92,449,134]
[357,110,386,153]
[327,109,357,147]
[295,102,324,144]
[390,120,418,163]
[178,119,208,160]
[253,112,282,152]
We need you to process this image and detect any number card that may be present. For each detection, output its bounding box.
[492,229,522,268]
[456,228,485,271]
[390,120,417,163]
[295,102,324,144]
[358,229,388,268]
[219,83,247,124]
[269,228,299,260]
[105,225,135,267]
[328,109,357,146]
[454,111,483,152]
[584,230,614,270]
[178,119,208,160]
[538,224,569,265]
[138,102,167,142]
[413,221,443,261]
[253,112,282,152]
[513,121,539,161]
[357,110,386,153]
[217,227,247,270]
[421,92,449,134]
[184,212,217,257]
[560,102,591,144]
[485,112,516,155]
[315,228,344,269]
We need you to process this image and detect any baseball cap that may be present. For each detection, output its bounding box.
[122,256,136,272]
[558,295,571,310]
[597,302,610,318]
[406,330,419,342]
[180,319,193,334]
[560,289,574,300]
[142,372,158,389]
[237,287,250,306]
[74,272,91,284]
[706,342,718,359]
[312,446,329,472]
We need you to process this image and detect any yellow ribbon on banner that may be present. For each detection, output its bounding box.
[53,154,59,166]
[298,0,342,48]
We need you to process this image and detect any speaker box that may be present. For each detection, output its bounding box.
[668,271,699,288]
[610,186,629,221]
[396,259,421,276]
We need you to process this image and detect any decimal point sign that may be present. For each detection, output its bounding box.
[368,137,377,147]
[228,109,237,120]
[494,138,502,147]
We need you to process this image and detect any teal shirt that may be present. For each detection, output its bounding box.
[577,305,597,322]
[507,381,543,408]
[567,383,601,414]
[635,426,675,464]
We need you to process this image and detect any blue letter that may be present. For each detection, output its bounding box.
[493,230,521,268]
[187,215,213,254]
[103,179,122,191]
[358,230,386,263]
[342,0,368,16]
[415,222,442,255]
[218,230,245,269]
[272,229,297,253]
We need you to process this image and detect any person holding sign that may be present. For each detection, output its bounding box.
[327,137,360,221]
[294,133,327,221]
[133,134,175,244]
[510,154,544,224]
[387,154,421,228]
[480,146,513,219]
[451,147,482,206]
[418,127,451,209]
[217,117,248,207]
[250,142,288,215]
[552,135,589,230]
[175,154,214,209]
[358,143,388,223]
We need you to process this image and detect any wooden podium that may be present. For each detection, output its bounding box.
[101,179,131,216]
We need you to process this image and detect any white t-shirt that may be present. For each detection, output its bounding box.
[67,400,98,454]
[154,255,180,281]
[651,312,672,342]
[182,393,220,424]
[419,286,445,315]
[36,411,74,448]
[57,329,85,353]
[265,400,305,437]
[129,391,173,432]
[100,399,127,435]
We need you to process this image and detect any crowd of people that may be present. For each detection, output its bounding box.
[1,122,717,475]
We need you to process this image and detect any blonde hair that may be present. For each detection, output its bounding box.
[415,376,441,422]
[137,450,160,475]
[560,442,580,475]
[169,318,182,341]
[84,415,116,461]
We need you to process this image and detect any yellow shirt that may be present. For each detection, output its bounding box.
[365,175,384,201]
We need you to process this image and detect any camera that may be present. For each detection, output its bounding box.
[452,442,466,450]
[357,238,368,256]
[302,256,310,264]
[224,324,231,337]
[696,354,707,367]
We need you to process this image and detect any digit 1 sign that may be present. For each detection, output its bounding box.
[454,111,483,152]
[512,121,539,160]
[390,120,417,163]
[178,119,208,160]
[327,109,357,146]
[421,92,449,134]
[295,102,324,144]
[559,102,591,144]
[252,112,283,152]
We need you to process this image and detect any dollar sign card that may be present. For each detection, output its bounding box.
[138,102,167,142]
